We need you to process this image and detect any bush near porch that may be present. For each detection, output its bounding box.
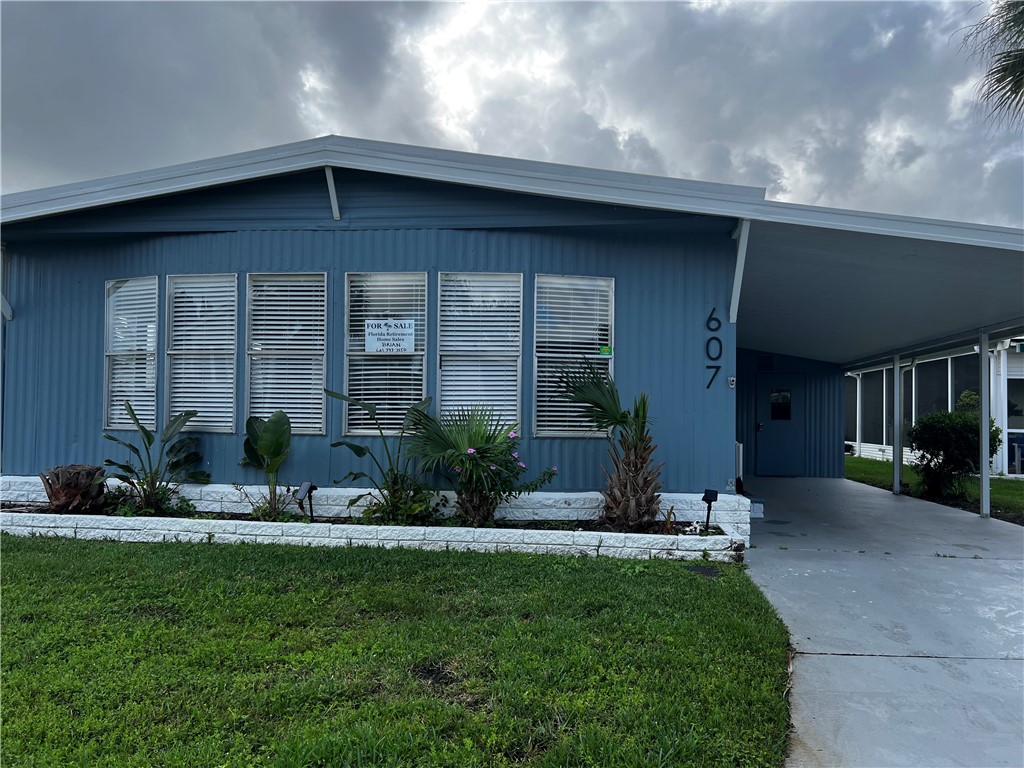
[844,456,1024,526]
[1,535,789,767]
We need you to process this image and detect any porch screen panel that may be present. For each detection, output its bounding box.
[915,359,948,418]
[439,273,521,423]
[861,370,884,444]
[844,376,857,442]
[953,353,980,406]
[167,275,237,431]
[106,276,158,429]
[534,275,614,436]
[247,274,327,433]
[345,273,426,434]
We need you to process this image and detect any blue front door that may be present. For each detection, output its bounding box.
[756,373,806,476]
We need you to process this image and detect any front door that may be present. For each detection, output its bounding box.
[756,373,806,476]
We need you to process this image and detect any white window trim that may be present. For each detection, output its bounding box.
[165,274,238,433]
[104,275,159,430]
[246,272,328,435]
[436,272,523,426]
[343,271,428,436]
[533,273,615,438]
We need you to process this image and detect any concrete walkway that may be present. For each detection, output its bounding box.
[745,478,1024,768]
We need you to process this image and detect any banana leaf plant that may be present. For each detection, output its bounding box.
[103,401,210,515]
[326,390,438,525]
[240,410,292,515]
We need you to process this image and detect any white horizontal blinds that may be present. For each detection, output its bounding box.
[105,277,158,429]
[346,272,427,433]
[535,275,614,435]
[247,274,327,433]
[167,275,236,431]
[439,273,521,422]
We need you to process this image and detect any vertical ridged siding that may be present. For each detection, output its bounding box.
[736,348,844,478]
[3,183,740,494]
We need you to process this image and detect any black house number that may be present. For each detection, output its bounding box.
[705,307,722,389]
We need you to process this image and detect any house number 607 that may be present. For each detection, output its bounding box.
[705,308,722,389]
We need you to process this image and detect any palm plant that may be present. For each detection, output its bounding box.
[961,1,1024,126]
[557,360,663,532]
[406,406,555,526]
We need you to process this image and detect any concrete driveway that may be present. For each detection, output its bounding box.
[745,478,1024,768]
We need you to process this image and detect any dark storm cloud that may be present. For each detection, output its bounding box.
[0,2,428,189]
[2,1,1021,227]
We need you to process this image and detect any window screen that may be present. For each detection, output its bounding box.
[345,272,426,434]
[534,275,614,436]
[439,273,521,423]
[167,275,237,431]
[247,274,327,434]
[105,276,158,429]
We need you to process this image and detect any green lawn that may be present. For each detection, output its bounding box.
[844,455,1024,525]
[1,535,790,767]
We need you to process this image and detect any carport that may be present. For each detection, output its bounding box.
[730,205,1023,515]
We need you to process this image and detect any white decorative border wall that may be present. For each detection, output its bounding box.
[1,476,750,544]
[0,512,746,562]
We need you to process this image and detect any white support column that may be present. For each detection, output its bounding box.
[855,373,862,456]
[893,353,902,495]
[980,331,991,518]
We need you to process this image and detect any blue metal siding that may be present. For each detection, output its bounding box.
[3,179,740,495]
[736,348,844,478]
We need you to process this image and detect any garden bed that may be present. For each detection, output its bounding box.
[0,509,745,562]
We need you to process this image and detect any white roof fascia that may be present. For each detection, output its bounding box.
[2,135,1022,253]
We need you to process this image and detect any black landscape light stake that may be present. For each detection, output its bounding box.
[296,481,318,523]
[702,489,718,535]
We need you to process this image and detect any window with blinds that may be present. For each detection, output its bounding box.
[247,273,327,434]
[167,275,237,431]
[439,273,521,423]
[345,272,427,434]
[534,275,614,436]
[105,276,159,429]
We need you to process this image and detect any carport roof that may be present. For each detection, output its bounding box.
[2,135,1021,366]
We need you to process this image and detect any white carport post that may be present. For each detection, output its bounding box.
[979,331,991,518]
[892,353,901,495]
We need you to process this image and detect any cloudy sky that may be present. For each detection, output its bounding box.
[2,1,1022,226]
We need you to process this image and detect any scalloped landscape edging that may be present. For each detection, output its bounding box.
[0,512,746,562]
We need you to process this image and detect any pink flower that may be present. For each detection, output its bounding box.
[512,451,519,459]
[453,467,462,473]
[489,465,497,470]
[508,431,517,439]
[517,461,526,468]
[551,466,558,472]
[466,448,476,454]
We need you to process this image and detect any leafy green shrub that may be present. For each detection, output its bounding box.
[239,410,293,516]
[557,359,663,532]
[407,406,556,527]
[103,402,210,516]
[908,390,1002,500]
[327,391,440,525]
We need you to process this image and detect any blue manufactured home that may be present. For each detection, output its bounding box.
[1,137,1021,513]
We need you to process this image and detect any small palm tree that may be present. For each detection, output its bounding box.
[961,1,1024,126]
[557,360,663,531]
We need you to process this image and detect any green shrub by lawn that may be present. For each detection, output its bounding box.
[844,456,1024,525]
[1,535,789,767]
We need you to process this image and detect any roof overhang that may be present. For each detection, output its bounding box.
[2,134,1021,367]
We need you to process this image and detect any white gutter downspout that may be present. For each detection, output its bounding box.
[729,219,750,324]
[980,330,991,518]
[324,166,341,221]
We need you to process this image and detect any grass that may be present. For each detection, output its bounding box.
[1,535,790,767]
[844,455,1024,525]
